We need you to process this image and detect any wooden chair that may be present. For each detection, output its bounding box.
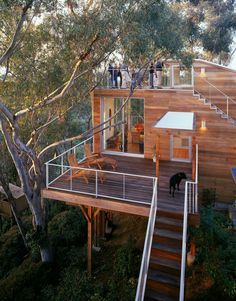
[67,154,105,184]
[84,144,117,171]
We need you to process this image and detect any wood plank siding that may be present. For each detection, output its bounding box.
[92,81,236,203]
[194,60,236,120]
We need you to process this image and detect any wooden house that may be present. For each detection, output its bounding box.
[42,59,236,301]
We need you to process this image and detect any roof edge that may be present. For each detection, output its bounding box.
[193,59,236,74]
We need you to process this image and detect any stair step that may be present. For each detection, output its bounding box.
[156,209,183,220]
[145,289,178,301]
[221,114,228,119]
[154,228,182,240]
[210,104,217,110]
[147,279,179,297]
[149,256,181,276]
[148,269,180,287]
[156,216,183,232]
[216,109,223,114]
[151,245,181,261]
[152,240,181,255]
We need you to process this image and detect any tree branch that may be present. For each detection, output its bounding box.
[0,0,35,65]
[14,34,99,119]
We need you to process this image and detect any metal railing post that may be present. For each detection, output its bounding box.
[46,163,49,187]
[123,174,126,199]
[96,170,98,197]
[61,156,63,175]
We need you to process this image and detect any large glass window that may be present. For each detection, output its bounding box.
[102,98,144,154]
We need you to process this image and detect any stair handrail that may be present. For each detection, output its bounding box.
[179,144,198,301]
[135,178,158,301]
[195,76,236,105]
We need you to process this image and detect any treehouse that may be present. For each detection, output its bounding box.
[42,59,236,301]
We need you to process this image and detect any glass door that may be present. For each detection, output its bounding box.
[103,97,123,152]
[102,97,144,155]
[171,135,192,162]
[172,65,193,87]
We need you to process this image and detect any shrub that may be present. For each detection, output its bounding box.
[114,239,141,280]
[190,206,236,300]
[48,208,86,247]
[0,225,27,278]
[0,257,52,301]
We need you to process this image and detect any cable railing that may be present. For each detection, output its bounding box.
[45,136,157,205]
[179,144,198,301]
[135,178,158,301]
[194,76,236,121]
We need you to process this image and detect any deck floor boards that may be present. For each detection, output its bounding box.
[47,155,191,212]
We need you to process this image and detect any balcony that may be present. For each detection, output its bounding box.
[44,137,191,214]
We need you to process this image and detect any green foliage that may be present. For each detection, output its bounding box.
[0,257,53,301]
[0,216,11,235]
[190,205,236,300]
[48,208,86,247]
[0,225,27,278]
[114,238,141,280]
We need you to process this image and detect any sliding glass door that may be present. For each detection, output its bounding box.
[102,97,144,155]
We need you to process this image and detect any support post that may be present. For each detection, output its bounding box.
[87,206,92,274]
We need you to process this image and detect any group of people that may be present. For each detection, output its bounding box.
[108,63,131,89]
[107,60,164,89]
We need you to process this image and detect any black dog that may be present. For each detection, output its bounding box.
[169,172,187,197]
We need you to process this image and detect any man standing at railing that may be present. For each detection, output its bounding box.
[114,63,118,88]
[149,62,155,89]
[108,63,114,88]
[156,59,164,88]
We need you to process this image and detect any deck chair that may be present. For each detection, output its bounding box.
[84,144,117,171]
[67,154,105,184]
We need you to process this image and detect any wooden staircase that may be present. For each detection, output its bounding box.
[145,210,183,301]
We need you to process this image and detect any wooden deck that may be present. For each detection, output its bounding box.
[43,155,191,215]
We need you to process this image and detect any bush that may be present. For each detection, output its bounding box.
[0,257,52,301]
[48,208,86,247]
[189,206,236,300]
[0,225,27,278]
[114,239,141,280]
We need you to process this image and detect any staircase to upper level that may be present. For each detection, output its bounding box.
[145,210,183,301]
[193,90,236,126]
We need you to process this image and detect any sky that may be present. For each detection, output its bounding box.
[228,55,236,70]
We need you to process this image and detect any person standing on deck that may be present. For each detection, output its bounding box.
[121,63,130,88]
[149,62,155,88]
[156,60,163,88]
[114,63,118,88]
[117,63,122,88]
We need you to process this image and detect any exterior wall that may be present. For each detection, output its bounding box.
[92,88,236,203]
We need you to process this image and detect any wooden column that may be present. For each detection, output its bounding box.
[192,136,196,181]
[87,206,92,274]
[156,135,160,178]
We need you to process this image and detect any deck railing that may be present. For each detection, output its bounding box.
[135,178,158,301]
[194,76,236,121]
[45,137,157,205]
[96,67,171,89]
[179,144,199,301]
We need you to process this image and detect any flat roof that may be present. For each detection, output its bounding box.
[154,112,195,130]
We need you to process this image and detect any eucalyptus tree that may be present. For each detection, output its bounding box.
[173,0,236,63]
